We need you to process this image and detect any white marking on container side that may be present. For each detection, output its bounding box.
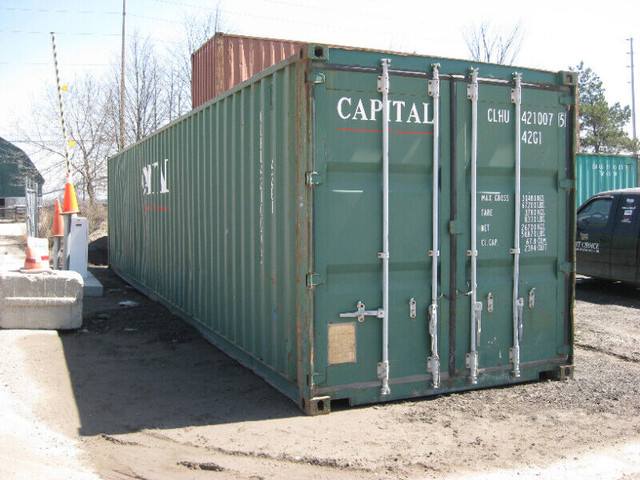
[259,111,265,265]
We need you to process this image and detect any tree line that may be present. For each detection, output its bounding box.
[573,61,638,154]
[16,13,220,204]
[17,18,638,205]
[465,22,638,155]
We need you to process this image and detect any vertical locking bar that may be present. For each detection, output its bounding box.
[377,58,392,396]
[428,304,440,388]
[427,63,441,389]
[467,68,480,385]
[517,298,524,342]
[509,297,523,379]
[511,72,523,378]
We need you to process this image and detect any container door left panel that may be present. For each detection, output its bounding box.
[311,66,442,402]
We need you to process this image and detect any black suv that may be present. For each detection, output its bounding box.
[576,188,640,283]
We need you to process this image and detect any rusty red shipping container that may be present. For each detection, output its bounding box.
[191,33,303,108]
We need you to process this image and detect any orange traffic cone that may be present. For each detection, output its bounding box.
[62,172,79,214]
[52,200,64,236]
[20,237,51,273]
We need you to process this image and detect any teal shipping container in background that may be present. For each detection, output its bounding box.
[576,153,638,207]
[109,44,577,414]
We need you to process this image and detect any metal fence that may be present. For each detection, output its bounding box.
[0,205,26,222]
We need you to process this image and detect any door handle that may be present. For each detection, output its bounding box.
[340,301,384,323]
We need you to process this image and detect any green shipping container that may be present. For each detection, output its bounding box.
[576,153,638,207]
[109,45,577,414]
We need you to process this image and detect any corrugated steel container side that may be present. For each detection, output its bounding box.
[110,55,313,403]
[191,33,303,108]
[577,153,638,207]
[111,45,576,414]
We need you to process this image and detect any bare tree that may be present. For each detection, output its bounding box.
[16,74,115,204]
[104,32,169,146]
[105,10,226,146]
[14,5,227,201]
[127,33,166,142]
[464,21,524,65]
[66,75,115,202]
[166,6,227,120]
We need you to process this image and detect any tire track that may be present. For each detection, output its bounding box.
[575,342,640,364]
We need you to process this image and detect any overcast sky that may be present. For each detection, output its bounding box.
[1,0,639,192]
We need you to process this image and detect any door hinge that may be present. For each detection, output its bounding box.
[308,72,326,84]
[559,94,576,106]
[305,171,324,186]
[558,178,575,191]
[306,273,324,288]
[308,372,325,386]
[558,261,574,274]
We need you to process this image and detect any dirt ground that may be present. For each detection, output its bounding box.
[2,258,640,479]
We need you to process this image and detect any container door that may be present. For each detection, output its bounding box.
[310,60,572,403]
[462,74,573,379]
[310,63,445,401]
[576,195,615,278]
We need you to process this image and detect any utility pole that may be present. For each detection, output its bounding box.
[119,0,126,151]
[629,37,637,140]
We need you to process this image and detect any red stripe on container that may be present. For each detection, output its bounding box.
[338,128,431,135]
[393,130,433,135]
[338,128,383,133]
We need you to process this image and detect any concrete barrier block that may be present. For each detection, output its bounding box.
[0,271,84,330]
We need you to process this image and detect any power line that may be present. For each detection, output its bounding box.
[4,140,64,143]
[129,13,183,24]
[0,30,181,44]
[119,0,126,152]
[42,187,66,195]
[0,3,457,46]
[260,0,397,24]
[0,61,110,66]
[0,7,194,28]
[0,7,121,14]
[150,0,211,10]
[8,139,117,146]
[0,30,122,37]
[216,6,458,44]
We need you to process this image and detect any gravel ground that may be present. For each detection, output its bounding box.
[1,262,639,479]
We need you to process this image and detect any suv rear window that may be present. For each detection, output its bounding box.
[578,197,613,229]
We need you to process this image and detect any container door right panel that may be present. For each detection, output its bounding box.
[468,81,570,376]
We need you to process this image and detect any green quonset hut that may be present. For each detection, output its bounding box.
[0,137,44,211]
